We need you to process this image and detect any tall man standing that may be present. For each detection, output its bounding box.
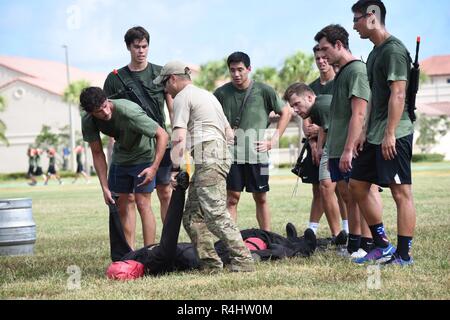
[314,24,374,258]
[350,0,416,266]
[301,45,349,238]
[214,52,291,231]
[103,26,174,226]
[80,87,168,249]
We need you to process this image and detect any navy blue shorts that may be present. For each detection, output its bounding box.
[351,134,413,187]
[76,163,84,173]
[155,148,172,186]
[108,162,156,194]
[329,158,352,183]
[227,163,270,193]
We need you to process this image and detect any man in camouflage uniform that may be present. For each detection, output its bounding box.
[154,61,254,272]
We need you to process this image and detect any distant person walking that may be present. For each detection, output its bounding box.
[44,147,63,185]
[72,145,90,184]
[27,146,38,186]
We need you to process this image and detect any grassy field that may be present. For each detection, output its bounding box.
[0,163,449,300]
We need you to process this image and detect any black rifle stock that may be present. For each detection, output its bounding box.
[407,36,421,122]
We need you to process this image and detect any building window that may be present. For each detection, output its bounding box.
[13,87,25,100]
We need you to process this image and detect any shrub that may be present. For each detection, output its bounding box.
[412,153,445,162]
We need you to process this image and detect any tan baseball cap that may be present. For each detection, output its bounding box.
[153,61,191,85]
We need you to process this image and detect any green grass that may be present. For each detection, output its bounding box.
[0,163,449,300]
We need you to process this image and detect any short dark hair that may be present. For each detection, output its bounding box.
[124,26,150,47]
[313,44,321,53]
[351,0,386,25]
[283,83,315,102]
[80,87,107,113]
[227,52,251,68]
[314,24,350,50]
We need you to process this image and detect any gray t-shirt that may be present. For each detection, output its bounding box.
[173,84,230,152]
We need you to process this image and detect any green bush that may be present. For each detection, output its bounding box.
[412,153,445,162]
[278,135,300,149]
[0,170,96,181]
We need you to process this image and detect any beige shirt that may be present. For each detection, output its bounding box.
[173,84,230,150]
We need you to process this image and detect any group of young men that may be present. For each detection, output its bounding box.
[80,0,416,276]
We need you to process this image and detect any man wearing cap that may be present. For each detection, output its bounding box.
[80,87,168,249]
[154,61,255,273]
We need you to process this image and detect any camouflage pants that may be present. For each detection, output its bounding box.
[183,140,254,270]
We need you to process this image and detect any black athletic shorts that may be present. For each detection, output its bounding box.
[300,144,319,184]
[351,134,413,187]
[34,166,43,176]
[47,165,56,175]
[227,163,270,193]
[27,165,35,177]
[155,148,172,186]
[76,163,84,173]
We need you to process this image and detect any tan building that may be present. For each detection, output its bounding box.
[416,55,450,159]
[0,56,106,173]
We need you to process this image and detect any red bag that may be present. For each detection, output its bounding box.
[106,260,145,280]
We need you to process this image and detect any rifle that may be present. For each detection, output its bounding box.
[407,36,421,122]
[107,69,146,108]
[291,138,309,177]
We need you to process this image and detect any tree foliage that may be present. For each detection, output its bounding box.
[63,80,91,106]
[278,51,318,91]
[415,114,450,153]
[194,58,229,91]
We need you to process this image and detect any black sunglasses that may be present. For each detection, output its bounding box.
[161,75,170,86]
[353,13,369,23]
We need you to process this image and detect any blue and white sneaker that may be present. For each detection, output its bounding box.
[352,244,396,265]
[381,254,414,267]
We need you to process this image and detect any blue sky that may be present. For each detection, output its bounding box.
[1,0,449,73]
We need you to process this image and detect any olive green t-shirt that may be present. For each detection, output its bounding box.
[103,63,167,131]
[366,36,414,145]
[309,94,332,131]
[81,99,159,165]
[214,81,284,164]
[309,78,334,96]
[327,61,370,159]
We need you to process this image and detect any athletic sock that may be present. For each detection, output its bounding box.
[397,235,413,261]
[308,222,319,235]
[342,220,349,234]
[369,223,390,248]
[360,237,374,252]
[347,234,361,253]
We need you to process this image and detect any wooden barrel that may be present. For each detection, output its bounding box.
[0,198,36,256]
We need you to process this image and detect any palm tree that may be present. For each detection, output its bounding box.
[0,95,9,146]
[63,80,91,106]
[278,51,318,90]
[63,80,90,171]
[194,58,229,91]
